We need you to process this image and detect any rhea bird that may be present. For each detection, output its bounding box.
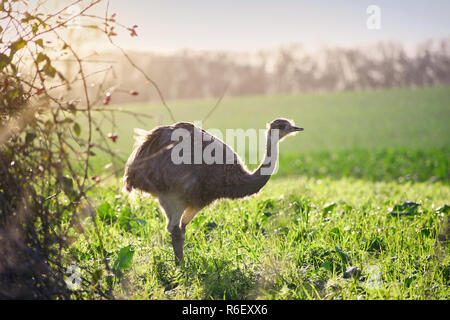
[123,118,304,264]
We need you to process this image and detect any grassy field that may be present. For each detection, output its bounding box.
[93,86,449,182]
[69,86,449,299]
[99,86,450,153]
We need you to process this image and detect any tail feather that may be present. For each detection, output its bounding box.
[122,128,148,193]
[123,126,169,195]
[132,128,150,148]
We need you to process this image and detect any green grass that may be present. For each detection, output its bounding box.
[96,86,450,154]
[90,86,450,183]
[277,148,449,183]
[66,86,449,299]
[70,177,449,299]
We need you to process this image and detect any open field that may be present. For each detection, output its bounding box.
[92,86,449,182]
[100,86,450,151]
[72,177,449,299]
[70,86,449,299]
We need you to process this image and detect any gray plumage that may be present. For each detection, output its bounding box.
[123,118,303,264]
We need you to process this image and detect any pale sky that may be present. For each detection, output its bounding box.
[88,0,450,52]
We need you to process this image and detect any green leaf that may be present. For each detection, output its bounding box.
[36,52,48,64]
[389,201,420,217]
[322,202,337,216]
[436,204,449,214]
[73,122,81,137]
[97,202,115,222]
[21,12,34,24]
[0,53,10,70]
[35,38,44,48]
[43,61,56,78]
[10,38,27,55]
[118,207,132,230]
[113,245,135,276]
[32,23,39,36]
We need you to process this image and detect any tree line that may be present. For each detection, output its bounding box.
[96,38,450,104]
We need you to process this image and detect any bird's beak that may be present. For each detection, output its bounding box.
[291,126,304,132]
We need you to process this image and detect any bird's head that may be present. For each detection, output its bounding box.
[268,118,304,139]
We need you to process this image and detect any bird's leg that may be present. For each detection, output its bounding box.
[158,194,187,265]
[170,225,185,265]
[168,207,200,265]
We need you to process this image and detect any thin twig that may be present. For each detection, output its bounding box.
[104,0,176,123]
[203,83,229,124]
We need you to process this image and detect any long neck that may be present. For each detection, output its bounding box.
[254,129,279,177]
[224,129,279,199]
